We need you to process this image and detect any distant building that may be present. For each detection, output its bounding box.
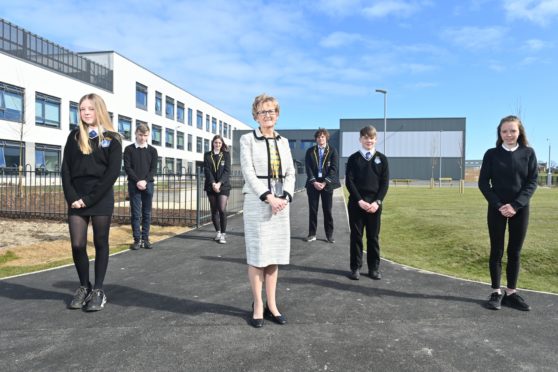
[234,117,466,181]
[0,18,251,175]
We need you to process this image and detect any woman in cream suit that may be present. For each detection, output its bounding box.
[240,93,295,328]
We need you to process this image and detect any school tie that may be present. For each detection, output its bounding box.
[318,147,324,173]
[365,152,371,160]
[89,130,98,139]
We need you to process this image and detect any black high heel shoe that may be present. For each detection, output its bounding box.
[250,302,264,328]
[264,303,287,325]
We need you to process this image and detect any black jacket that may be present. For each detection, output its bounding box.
[305,144,341,192]
[345,150,389,204]
[203,151,231,192]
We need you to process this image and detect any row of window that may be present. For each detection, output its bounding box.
[1,81,234,151]
[136,82,233,139]
[0,139,196,175]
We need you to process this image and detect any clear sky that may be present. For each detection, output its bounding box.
[2,0,557,162]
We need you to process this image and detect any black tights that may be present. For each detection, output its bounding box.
[68,215,111,290]
[207,194,228,233]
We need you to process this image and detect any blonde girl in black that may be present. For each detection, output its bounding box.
[203,135,231,244]
[61,93,122,311]
[479,115,538,311]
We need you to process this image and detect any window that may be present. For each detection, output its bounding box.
[136,82,147,110]
[165,128,175,148]
[176,159,183,175]
[35,92,61,128]
[188,161,193,174]
[165,157,175,174]
[118,115,132,140]
[152,124,162,146]
[35,144,61,173]
[301,140,314,150]
[187,108,193,126]
[204,138,210,152]
[196,136,202,153]
[0,140,25,170]
[177,131,184,150]
[289,140,296,150]
[157,156,163,173]
[187,134,193,152]
[211,117,217,134]
[177,101,185,123]
[223,123,228,138]
[229,126,234,139]
[219,120,223,135]
[196,110,203,129]
[69,101,78,130]
[155,91,162,115]
[165,96,174,120]
[0,82,24,122]
[206,114,210,132]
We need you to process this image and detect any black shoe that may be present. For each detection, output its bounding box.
[84,289,107,312]
[250,302,264,328]
[502,292,531,311]
[306,235,316,242]
[68,283,91,309]
[264,304,287,325]
[131,240,142,250]
[326,237,335,243]
[143,240,152,249]
[369,270,382,280]
[349,269,360,280]
[486,291,504,310]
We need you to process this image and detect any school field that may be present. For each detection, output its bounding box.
[378,186,558,293]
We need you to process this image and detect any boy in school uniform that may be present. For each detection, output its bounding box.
[345,125,389,280]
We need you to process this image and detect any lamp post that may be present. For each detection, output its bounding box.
[375,89,387,154]
[548,138,552,187]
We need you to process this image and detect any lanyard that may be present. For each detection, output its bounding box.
[211,152,223,173]
[313,146,329,172]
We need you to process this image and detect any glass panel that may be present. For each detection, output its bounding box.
[44,101,60,125]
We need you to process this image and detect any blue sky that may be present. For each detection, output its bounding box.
[2,0,557,161]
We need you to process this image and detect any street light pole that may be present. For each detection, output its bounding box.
[375,89,387,154]
[548,138,552,187]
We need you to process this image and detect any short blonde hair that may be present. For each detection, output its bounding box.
[360,125,377,138]
[252,93,280,120]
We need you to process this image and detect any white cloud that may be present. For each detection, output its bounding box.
[362,0,424,18]
[320,32,363,48]
[503,0,558,26]
[523,38,551,50]
[442,26,508,51]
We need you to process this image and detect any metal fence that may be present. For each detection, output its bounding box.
[0,166,307,226]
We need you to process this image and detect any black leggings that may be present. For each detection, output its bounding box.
[68,215,111,290]
[487,206,530,290]
[207,193,228,233]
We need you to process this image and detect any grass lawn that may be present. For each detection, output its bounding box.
[347,186,558,293]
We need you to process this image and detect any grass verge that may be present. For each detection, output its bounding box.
[345,186,558,293]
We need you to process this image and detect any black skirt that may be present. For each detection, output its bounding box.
[67,177,115,216]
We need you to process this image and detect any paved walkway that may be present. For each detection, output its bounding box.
[1,189,557,371]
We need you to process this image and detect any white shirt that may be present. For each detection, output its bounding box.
[359,147,376,160]
[502,144,519,152]
[134,142,148,149]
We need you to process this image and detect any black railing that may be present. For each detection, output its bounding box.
[0,166,306,226]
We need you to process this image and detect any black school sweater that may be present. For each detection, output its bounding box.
[478,145,538,211]
[345,150,389,203]
[123,144,158,182]
[61,129,123,208]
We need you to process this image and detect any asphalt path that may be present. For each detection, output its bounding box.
[1,189,557,371]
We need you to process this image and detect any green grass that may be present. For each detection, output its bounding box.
[0,244,130,279]
[349,186,558,293]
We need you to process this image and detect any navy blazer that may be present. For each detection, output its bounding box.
[305,144,341,192]
[203,151,231,192]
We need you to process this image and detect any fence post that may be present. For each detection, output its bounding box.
[196,166,202,228]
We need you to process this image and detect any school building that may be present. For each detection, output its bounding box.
[0,18,251,175]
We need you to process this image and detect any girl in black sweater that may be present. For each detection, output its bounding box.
[479,115,538,311]
[61,93,122,311]
[203,135,231,244]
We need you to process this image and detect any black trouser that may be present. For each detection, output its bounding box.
[487,205,530,290]
[128,181,154,241]
[348,199,382,272]
[307,187,334,238]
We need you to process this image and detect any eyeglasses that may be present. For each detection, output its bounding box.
[257,110,276,117]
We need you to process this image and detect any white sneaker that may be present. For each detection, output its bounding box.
[214,231,222,241]
[218,233,227,244]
